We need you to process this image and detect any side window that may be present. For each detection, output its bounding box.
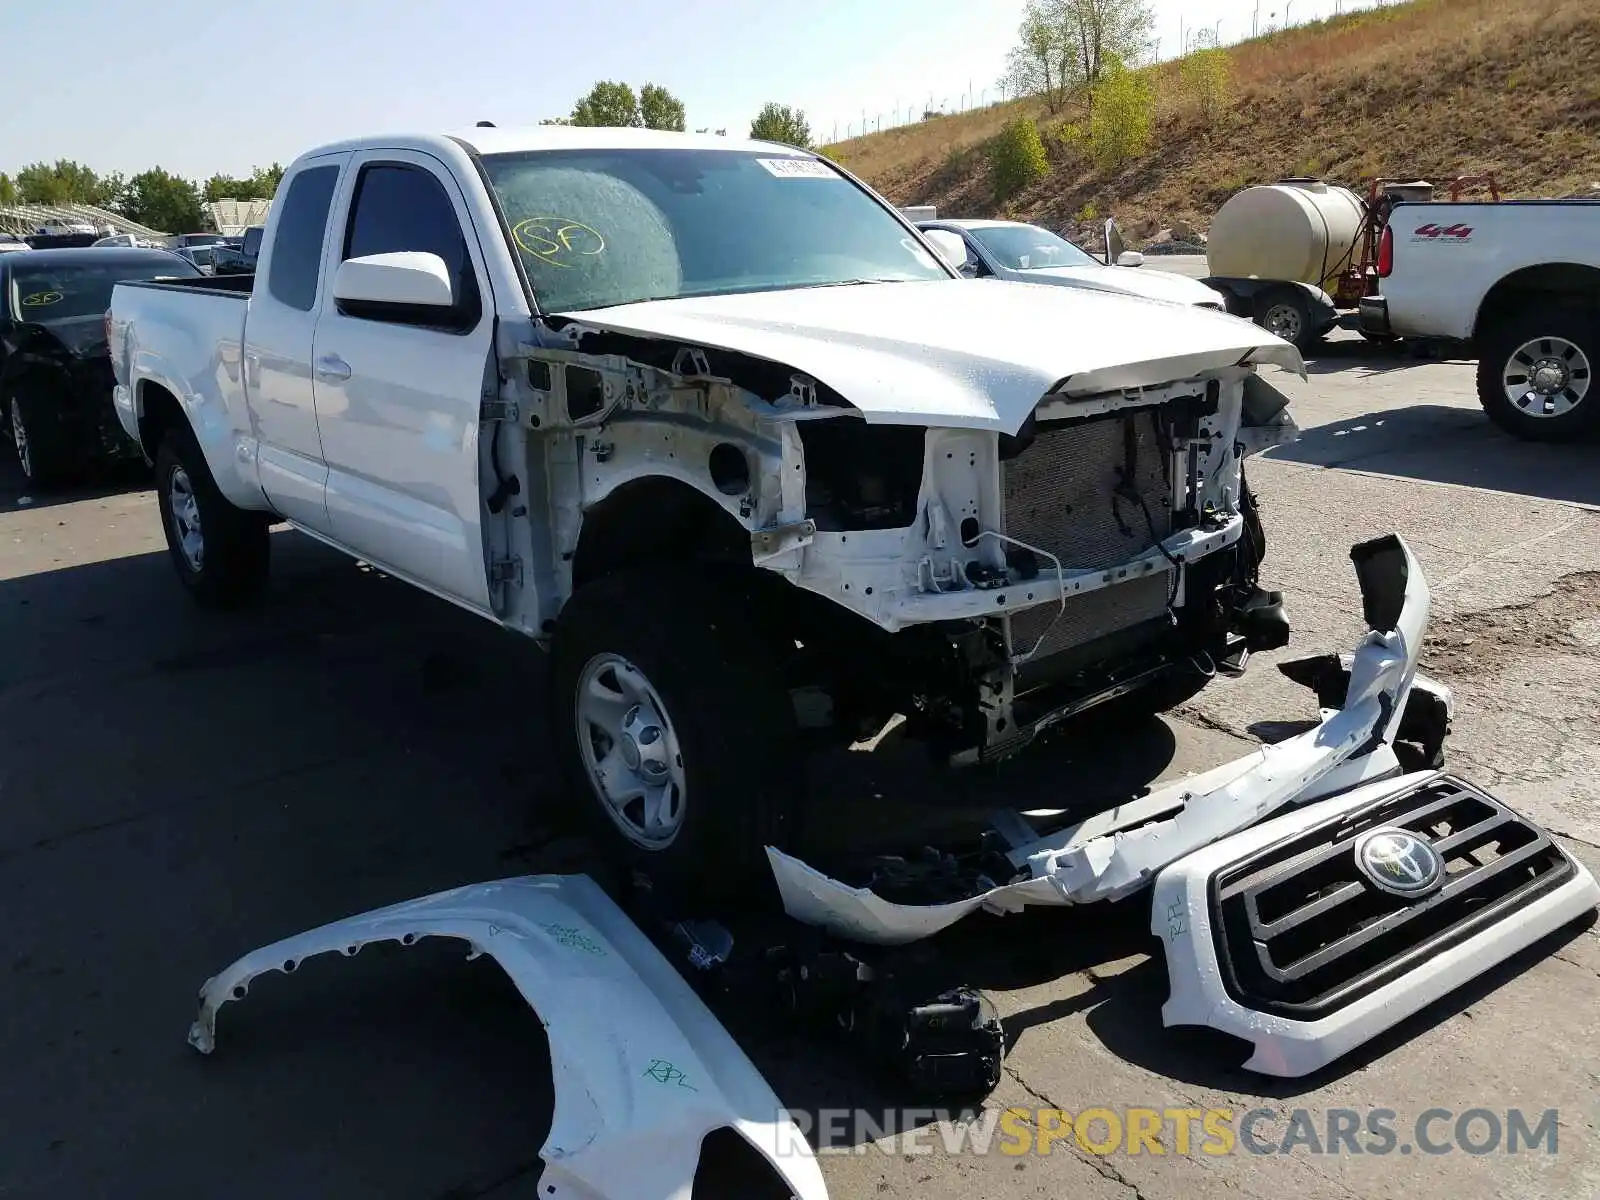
[964,238,994,277]
[266,165,339,312]
[340,163,481,329]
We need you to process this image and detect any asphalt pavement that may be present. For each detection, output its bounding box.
[2,331,1598,1200]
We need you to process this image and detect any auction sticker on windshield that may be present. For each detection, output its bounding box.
[756,158,835,179]
[21,291,63,307]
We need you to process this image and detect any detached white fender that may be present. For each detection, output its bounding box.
[190,875,827,1200]
[768,535,1432,946]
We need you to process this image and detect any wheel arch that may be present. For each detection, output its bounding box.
[571,474,755,594]
[136,378,185,460]
[1473,262,1600,343]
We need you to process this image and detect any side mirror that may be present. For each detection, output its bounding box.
[1103,217,1128,268]
[922,228,972,273]
[1116,251,1145,268]
[333,251,456,320]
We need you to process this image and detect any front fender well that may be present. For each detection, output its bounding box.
[572,475,756,592]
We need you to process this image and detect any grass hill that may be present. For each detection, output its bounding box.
[823,0,1599,243]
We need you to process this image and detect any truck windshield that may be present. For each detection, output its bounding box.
[480,148,949,312]
[11,259,200,323]
[967,224,1100,271]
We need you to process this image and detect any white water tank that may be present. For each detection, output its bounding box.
[1206,179,1366,291]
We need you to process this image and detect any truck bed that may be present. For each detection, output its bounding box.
[119,273,254,296]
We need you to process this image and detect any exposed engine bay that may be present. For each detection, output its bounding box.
[483,316,1302,765]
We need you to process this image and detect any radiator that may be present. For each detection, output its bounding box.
[1007,570,1172,660]
[1001,414,1176,660]
[1000,414,1173,572]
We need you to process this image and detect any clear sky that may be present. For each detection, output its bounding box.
[0,0,1367,182]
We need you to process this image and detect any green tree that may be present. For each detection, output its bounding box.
[15,159,108,205]
[749,103,812,149]
[250,163,285,197]
[988,118,1051,201]
[1085,56,1154,168]
[120,168,204,234]
[203,173,265,202]
[1001,0,1155,110]
[1179,46,1230,124]
[571,81,641,127]
[0,173,15,206]
[639,82,686,131]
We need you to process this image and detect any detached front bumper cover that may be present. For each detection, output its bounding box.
[189,874,827,1200]
[769,535,1437,946]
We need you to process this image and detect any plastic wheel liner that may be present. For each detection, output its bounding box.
[188,875,828,1200]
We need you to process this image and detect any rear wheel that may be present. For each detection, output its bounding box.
[549,566,803,907]
[1254,287,1319,352]
[1476,305,1600,441]
[7,383,73,488]
[154,427,271,608]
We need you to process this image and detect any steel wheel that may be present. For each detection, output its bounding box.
[1501,335,1591,420]
[10,397,30,479]
[574,652,688,850]
[167,465,205,572]
[1262,301,1304,345]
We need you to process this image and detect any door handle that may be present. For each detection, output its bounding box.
[313,355,351,382]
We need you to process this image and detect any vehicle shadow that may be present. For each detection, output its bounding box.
[0,454,152,512]
[1301,335,1460,377]
[1261,403,1600,507]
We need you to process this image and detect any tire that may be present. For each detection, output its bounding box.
[1254,287,1318,352]
[6,381,74,488]
[1475,304,1600,442]
[154,426,271,608]
[548,566,803,907]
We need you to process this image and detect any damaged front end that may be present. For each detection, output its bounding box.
[763,533,1599,1073]
[523,296,1304,770]
[189,875,827,1200]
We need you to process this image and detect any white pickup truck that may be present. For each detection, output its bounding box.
[107,125,1308,895]
[1360,198,1600,440]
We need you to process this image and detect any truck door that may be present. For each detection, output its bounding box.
[311,149,497,612]
[243,152,348,532]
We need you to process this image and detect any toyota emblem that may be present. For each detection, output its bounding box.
[1354,827,1445,898]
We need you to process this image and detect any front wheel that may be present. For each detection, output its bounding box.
[548,567,803,906]
[154,427,271,608]
[1476,305,1600,441]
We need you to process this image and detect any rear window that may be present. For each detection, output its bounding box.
[12,258,202,322]
[480,147,946,313]
[266,165,339,311]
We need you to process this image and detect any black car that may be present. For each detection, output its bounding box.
[0,247,202,486]
[212,224,265,276]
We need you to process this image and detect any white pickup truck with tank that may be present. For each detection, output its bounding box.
[1359,194,1600,440]
[1203,175,1498,352]
[107,124,1598,1089]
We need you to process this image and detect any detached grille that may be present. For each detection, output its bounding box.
[1000,414,1172,573]
[1211,776,1574,1018]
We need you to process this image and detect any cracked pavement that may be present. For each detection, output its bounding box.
[2,331,1597,1199]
